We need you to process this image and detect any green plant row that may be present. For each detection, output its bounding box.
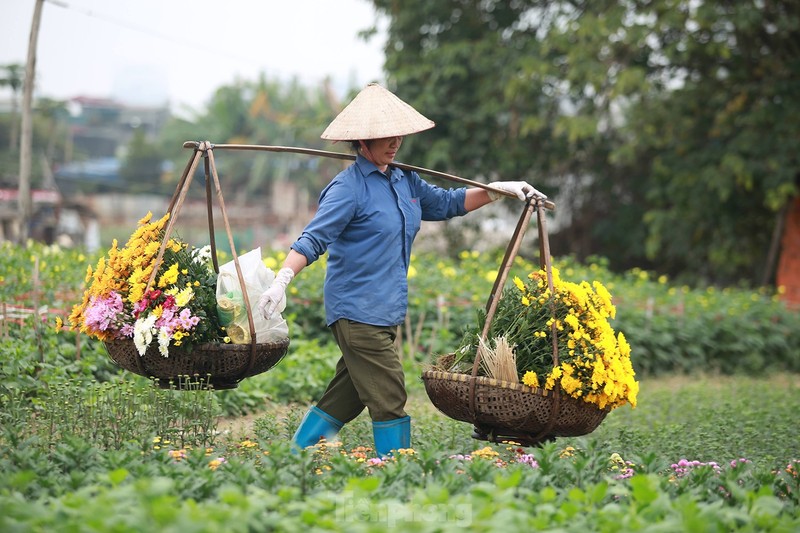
[3,241,800,415]
[1,431,798,532]
[268,249,800,376]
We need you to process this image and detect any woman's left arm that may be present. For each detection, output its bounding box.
[464,188,494,212]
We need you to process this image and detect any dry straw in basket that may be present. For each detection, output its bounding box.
[477,336,518,383]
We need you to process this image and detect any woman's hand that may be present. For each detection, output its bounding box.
[258,267,294,320]
[487,181,547,201]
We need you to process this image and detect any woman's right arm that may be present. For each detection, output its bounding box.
[282,248,308,276]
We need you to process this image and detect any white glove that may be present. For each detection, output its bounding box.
[258,267,294,320]
[487,181,547,201]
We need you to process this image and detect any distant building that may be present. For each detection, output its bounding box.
[65,96,170,159]
[0,95,170,245]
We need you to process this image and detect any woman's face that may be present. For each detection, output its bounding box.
[363,136,403,170]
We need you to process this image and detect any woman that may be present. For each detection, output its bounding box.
[259,83,544,456]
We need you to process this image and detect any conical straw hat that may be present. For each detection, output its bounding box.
[321,83,435,141]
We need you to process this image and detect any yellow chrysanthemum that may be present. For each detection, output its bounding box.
[522,371,539,388]
[174,287,194,307]
[144,240,161,258]
[463,264,638,411]
[158,263,180,288]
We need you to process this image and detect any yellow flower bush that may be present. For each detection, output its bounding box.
[453,267,638,410]
[68,212,222,356]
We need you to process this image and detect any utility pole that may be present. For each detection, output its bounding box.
[17,0,46,243]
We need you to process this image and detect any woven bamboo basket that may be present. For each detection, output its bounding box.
[421,199,610,446]
[421,371,609,445]
[105,338,289,389]
[107,141,293,390]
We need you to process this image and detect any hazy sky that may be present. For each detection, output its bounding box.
[1,0,387,113]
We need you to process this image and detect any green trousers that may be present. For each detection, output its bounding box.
[315,319,407,423]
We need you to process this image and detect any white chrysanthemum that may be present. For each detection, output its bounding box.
[133,314,158,355]
[158,327,171,357]
[192,245,212,264]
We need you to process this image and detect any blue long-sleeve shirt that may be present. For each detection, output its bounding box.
[291,154,468,326]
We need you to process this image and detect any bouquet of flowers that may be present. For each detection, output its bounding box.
[68,212,223,357]
[449,267,639,411]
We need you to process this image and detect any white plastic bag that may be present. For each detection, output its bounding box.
[216,248,289,344]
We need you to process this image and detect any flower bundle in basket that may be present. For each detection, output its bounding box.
[68,212,289,389]
[423,265,639,445]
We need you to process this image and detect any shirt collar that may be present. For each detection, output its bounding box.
[355,154,398,181]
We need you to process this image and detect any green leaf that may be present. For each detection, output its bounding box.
[107,468,129,487]
[630,474,659,506]
[494,469,523,489]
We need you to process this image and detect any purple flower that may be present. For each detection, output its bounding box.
[670,459,722,478]
[177,308,200,329]
[84,292,124,332]
[517,454,539,468]
[615,465,635,479]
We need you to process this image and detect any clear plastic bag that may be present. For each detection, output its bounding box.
[216,248,289,344]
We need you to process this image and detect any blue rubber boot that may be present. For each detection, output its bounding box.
[292,406,344,452]
[372,416,411,457]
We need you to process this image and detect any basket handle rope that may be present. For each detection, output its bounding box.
[143,141,259,375]
[466,197,562,443]
[530,200,561,441]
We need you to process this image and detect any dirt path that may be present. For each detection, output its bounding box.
[214,389,441,440]
[216,412,262,438]
[215,401,298,439]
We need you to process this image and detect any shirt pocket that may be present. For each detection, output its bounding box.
[406,197,422,236]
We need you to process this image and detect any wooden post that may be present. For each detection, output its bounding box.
[17,0,46,243]
[32,256,44,362]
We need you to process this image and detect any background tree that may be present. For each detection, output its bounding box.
[369,0,800,285]
[158,75,345,203]
[615,0,800,283]
[33,97,69,167]
[119,129,166,193]
[0,63,24,153]
[0,94,68,188]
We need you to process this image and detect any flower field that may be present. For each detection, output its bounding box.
[1,240,799,531]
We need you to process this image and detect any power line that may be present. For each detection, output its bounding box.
[45,0,252,63]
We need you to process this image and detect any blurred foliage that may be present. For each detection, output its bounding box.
[120,129,168,194]
[3,1,800,287]
[368,0,800,285]
[156,75,353,203]
[0,93,70,187]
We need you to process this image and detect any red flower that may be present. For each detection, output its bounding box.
[162,294,176,310]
